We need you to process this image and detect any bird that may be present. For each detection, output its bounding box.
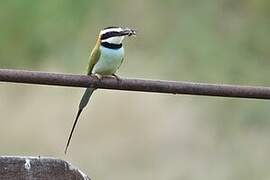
[64,26,136,153]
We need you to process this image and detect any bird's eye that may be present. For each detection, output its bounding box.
[101,31,120,40]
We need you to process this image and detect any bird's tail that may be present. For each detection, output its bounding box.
[64,87,95,154]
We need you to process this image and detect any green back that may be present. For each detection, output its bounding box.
[87,44,101,75]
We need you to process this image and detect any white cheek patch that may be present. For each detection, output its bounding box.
[102,36,124,44]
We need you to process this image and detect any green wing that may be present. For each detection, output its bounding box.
[119,57,124,69]
[115,57,124,72]
[87,45,101,75]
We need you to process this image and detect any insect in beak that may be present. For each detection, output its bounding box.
[121,28,136,36]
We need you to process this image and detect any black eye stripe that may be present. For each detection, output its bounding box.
[101,31,121,40]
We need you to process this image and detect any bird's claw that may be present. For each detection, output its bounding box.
[112,74,121,81]
[93,73,120,81]
[94,73,103,80]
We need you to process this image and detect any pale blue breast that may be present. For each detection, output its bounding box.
[92,46,124,75]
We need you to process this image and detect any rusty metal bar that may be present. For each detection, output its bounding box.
[0,69,270,99]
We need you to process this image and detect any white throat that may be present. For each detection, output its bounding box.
[101,36,124,44]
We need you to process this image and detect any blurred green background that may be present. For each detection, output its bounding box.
[0,0,270,179]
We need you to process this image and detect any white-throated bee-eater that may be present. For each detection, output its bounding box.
[65,26,136,153]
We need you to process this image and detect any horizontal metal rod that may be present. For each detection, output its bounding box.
[0,69,270,100]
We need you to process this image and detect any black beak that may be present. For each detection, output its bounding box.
[120,28,136,36]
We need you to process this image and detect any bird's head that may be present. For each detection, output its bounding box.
[99,26,136,45]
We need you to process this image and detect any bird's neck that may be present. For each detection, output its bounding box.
[101,42,122,49]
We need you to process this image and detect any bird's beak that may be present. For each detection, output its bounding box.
[121,28,136,37]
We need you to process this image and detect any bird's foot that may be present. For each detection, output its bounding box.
[112,74,121,81]
[94,73,103,80]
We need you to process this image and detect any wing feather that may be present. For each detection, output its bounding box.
[87,37,101,75]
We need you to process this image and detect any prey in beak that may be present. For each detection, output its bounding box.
[121,28,136,37]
